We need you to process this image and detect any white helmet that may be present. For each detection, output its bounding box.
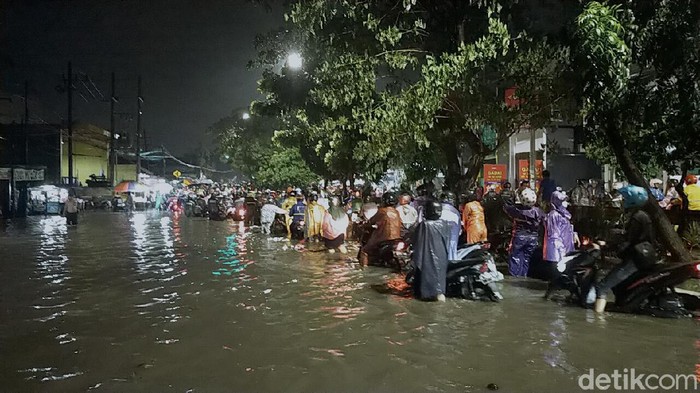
[521,188,537,207]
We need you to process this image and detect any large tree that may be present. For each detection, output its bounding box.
[576,0,700,263]
[211,112,275,181]
[279,0,576,190]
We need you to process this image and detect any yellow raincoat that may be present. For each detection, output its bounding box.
[305,202,326,239]
[462,201,487,244]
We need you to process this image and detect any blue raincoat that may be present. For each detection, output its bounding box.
[411,219,451,299]
[504,203,544,277]
[440,203,461,261]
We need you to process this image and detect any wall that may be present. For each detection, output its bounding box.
[61,140,108,185]
[115,164,137,182]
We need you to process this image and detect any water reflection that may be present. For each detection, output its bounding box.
[213,230,256,283]
[26,216,81,382]
[1,214,698,392]
[130,212,184,335]
[543,309,573,373]
[34,216,70,314]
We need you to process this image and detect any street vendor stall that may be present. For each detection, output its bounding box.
[113,181,148,210]
[28,185,67,215]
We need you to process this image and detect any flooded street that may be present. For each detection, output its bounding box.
[1,212,698,392]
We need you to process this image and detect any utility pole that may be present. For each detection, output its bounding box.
[136,76,142,180]
[67,62,74,186]
[23,80,29,164]
[529,128,536,189]
[109,72,116,186]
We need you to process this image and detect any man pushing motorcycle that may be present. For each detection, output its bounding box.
[358,192,402,267]
[589,185,656,312]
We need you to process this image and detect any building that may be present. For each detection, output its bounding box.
[0,122,139,216]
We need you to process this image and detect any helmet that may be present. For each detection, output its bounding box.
[463,192,478,204]
[439,191,456,206]
[520,188,537,207]
[309,193,318,202]
[398,193,411,206]
[618,185,648,209]
[424,200,443,220]
[329,196,341,208]
[381,192,398,207]
[686,175,697,185]
[550,189,568,209]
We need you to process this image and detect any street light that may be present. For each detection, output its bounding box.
[287,52,303,70]
[242,112,250,120]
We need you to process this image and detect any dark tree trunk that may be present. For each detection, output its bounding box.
[605,122,692,263]
[442,142,463,192]
[463,153,485,193]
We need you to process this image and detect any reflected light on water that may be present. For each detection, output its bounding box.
[543,310,570,371]
[212,233,256,283]
[306,261,366,323]
[131,213,183,330]
[36,216,69,286]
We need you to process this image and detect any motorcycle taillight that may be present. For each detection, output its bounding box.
[395,241,406,251]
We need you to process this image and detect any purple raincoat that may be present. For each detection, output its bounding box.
[504,203,544,277]
[544,191,575,263]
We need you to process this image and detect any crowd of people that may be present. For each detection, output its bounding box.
[57,170,694,308]
[214,170,683,309]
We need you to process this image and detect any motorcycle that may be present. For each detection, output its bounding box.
[271,213,288,236]
[185,196,208,217]
[376,239,411,271]
[207,196,228,221]
[111,197,125,212]
[405,242,505,302]
[167,197,183,215]
[545,243,700,317]
[229,200,246,221]
[290,219,305,240]
[544,247,599,306]
[356,220,409,271]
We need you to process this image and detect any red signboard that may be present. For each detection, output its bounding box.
[518,160,543,181]
[505,87,520,108]
[484,164,507,183]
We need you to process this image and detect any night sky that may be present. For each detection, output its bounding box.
[2,0,282,155]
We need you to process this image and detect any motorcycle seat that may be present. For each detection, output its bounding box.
[449,249,490,268]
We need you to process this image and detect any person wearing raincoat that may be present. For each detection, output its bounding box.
[439,191,461,261]
[411,200,451,301]
[504,188,544,277]
[543,189,578,277]
[305,193,326,242]
[462,192,487,244]
[322,197,349,254]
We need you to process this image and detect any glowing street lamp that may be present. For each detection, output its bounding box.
[242,112,250,120]
[287,52,303,70]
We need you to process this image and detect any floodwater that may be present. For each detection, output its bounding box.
[0,212,698,393]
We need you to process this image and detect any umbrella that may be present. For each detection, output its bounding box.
[114,181,148,193]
